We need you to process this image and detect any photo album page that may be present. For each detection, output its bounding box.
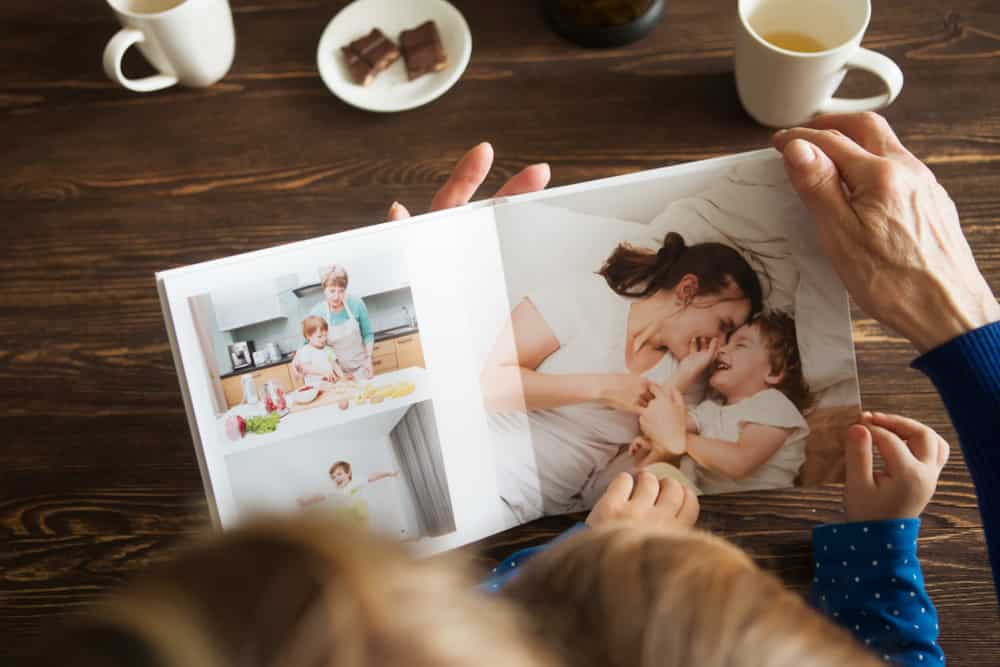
[157,148,861,555]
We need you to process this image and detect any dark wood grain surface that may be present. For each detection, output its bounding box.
[3,0,999,662]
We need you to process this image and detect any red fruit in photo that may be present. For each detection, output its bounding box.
[225,415,246,440]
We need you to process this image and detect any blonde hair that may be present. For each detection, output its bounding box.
[55,515,556,667]
[504,525,882,667]
[322,265,349,289]
[302,315,328,338]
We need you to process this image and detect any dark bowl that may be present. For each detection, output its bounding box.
[542,0,667,48]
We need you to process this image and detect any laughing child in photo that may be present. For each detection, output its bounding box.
[293,315,346,386]
[631,310,812,494]
[297,460,399,524]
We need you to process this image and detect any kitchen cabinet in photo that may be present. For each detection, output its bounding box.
[394,334,424,369]
[372,334,424,377]
[212,287,285,332]
[221,364,295,408]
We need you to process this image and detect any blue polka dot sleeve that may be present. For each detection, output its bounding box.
[810,519,944,665]
[480,523,588,592]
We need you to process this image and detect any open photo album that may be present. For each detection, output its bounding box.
[157,149,861,555]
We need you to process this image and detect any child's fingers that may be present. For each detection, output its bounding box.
[639,446,664,467]
[708,337,720,358]
[936,437,951,470]
[632,471,661,505]
[648,382,663,399]
[867,412,940,464]
[675,485,700,526]
[867,424,918,477]
[844,424,875,491]
[629,437,650,459]
[605,472,635,502]
[655,476,685,512]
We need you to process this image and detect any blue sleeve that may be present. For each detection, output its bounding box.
[480,523,588,592]
[912,321,1000,597]
[810,519,943,666]
[351,295,374,345]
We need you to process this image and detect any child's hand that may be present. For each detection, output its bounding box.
[844,412,950,522]
[628,435,652,461]
[677,336,720,380]
[636,384,688,466]
[598,373,654,415]
[586,471,699,531]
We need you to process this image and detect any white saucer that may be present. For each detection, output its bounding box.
[317,0,472,113]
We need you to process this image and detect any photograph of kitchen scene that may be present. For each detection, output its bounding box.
[186,262,429,437]
[225,400,456,540]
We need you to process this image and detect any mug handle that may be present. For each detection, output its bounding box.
[102,28,179,93]
[818,47,904,115]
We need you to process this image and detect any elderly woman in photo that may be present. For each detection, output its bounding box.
[481,232,764,521]
[293,265,375,381]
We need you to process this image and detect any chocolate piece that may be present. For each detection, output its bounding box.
[341,46,375,86]
[341,29,400,86]
[399,21,447,81]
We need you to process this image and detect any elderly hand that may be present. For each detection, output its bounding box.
[843,412,950,522]
[773,112,1000,352]
[387,142,550,220]
[586,471,699,531]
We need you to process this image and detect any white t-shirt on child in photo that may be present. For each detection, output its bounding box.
[296,344,338,383]
[681,388,810,495]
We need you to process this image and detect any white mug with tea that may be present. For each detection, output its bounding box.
[103,0,235,93]
[734,0,903,127]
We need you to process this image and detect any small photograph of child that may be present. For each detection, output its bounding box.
[297,460,401,524]
[482,154,861,523]
[225,400,456,541]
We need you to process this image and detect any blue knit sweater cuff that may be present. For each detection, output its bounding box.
[912,320,1000,406]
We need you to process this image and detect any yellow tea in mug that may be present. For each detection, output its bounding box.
[762,31,828,53]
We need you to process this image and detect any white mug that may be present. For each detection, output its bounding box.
[734,0,903,128]
[103,0,235,93]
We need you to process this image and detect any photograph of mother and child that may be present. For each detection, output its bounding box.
[482,157,861,523]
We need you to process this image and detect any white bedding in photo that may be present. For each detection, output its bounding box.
[489,153,859,513]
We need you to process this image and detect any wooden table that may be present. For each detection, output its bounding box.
[3,0,999,662]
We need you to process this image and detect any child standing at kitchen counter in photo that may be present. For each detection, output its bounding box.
[298,460,399,524]
[293,316,346,386]
[631,310,812,493]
